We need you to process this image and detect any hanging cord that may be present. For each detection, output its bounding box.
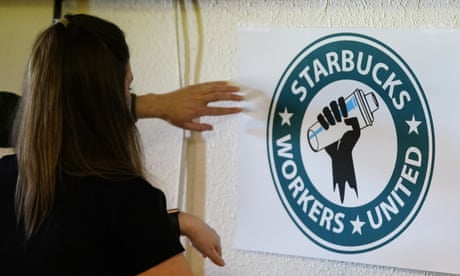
[174,0,187,89]
[191,0,203,86]
[174,0,205,214]
[174,0,189,213]
[174,2,206,273]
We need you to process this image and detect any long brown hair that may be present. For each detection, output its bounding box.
[15,14,144,238]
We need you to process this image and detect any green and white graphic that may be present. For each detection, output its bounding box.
[267,33,435,253]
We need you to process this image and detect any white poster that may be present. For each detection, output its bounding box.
[235,28,460,274]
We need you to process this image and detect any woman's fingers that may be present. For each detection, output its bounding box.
[205,244,225,266]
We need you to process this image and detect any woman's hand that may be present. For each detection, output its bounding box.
[135,81,242,131]
[178,212,225,266]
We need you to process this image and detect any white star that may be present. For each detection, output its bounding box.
[406,115,422,135]
[350,215,366,235]
[279,107,293,126]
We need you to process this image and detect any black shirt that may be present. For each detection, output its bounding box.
[0,154,184,275]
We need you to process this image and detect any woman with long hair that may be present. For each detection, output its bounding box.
[1,13,238,275]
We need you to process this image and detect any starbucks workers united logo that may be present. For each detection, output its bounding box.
[267,33,434,253]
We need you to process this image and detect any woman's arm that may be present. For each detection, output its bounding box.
[177,212,225,266]
[135,81,242,131]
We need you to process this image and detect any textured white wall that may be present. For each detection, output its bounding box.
[175,1,459,276]
[1,1,459,275]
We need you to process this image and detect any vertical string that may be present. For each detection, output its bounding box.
[174,1,206,274]
[174,0,189,212]
[192,0,203,84]
[174,0,205,214]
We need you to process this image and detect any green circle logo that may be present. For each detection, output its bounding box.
[267,33,435,253]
